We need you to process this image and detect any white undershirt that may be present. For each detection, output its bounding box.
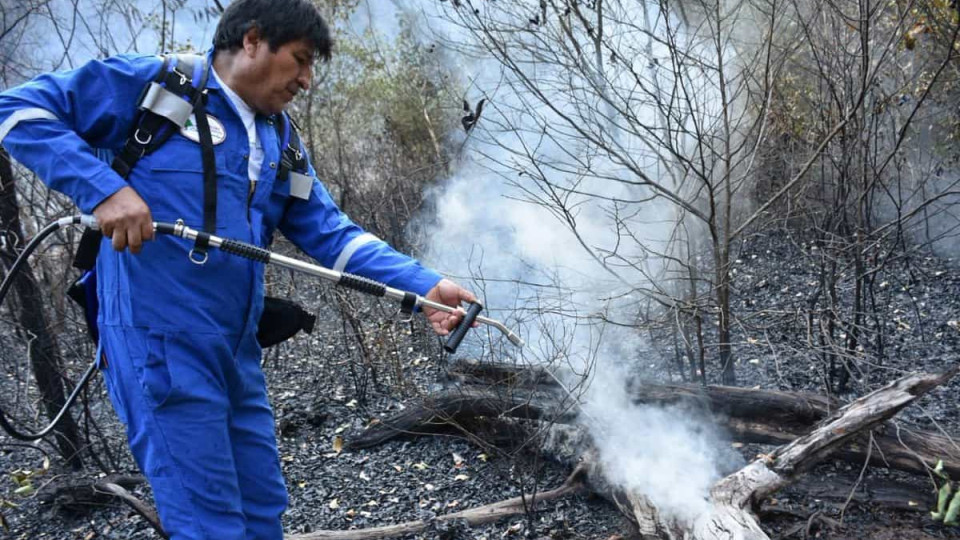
[211,67,262,192]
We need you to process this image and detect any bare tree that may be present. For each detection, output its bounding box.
[0,148,82,467]
[426,0,958,387]
[0,0,208,471]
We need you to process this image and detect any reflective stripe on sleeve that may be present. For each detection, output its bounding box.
[0,108,58,144]
[333,233,381,272]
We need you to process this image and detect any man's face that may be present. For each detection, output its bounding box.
[244,35,314,115]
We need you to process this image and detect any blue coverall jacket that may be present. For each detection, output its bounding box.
[0,53,442,540]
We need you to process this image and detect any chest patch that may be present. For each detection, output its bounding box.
[180,114,227,145]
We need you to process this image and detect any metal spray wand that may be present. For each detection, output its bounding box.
[150,219,524,353]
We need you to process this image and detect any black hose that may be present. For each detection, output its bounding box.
[0,218,63,306]
[0,362,97,441]
[0,216,99,441]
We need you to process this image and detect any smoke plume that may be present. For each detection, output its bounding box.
[376,0,740,522]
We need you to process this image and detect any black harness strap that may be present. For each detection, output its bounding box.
[67,54,319,349]
[181,56,216,257]
[192,99,216,254]
[109,56,173,179]
[73,54,212,270]
[272,113,312,223]
[112,56,211,179]
[75,55,306,270]
[400,291,418,314]
[277,114,309,183]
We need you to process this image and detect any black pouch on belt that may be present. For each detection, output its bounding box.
[257,296,316,348]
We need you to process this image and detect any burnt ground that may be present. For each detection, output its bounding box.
[1,228,960,540]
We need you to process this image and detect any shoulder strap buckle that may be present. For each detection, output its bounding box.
[132,128,152,146]
[276,113,309,182]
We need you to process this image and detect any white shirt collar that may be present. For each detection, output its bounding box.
[211,66,255,117]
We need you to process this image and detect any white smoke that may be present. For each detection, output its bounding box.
[580,361,725,522]
[364,0,743,523]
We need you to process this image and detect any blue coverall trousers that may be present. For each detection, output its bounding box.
[99,325,288,540]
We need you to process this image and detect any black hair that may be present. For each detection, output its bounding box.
[213,0,332,60]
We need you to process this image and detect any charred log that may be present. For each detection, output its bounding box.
[349,384,960,480]
[346,386,571,450]
[450,359,838,428]
[442,360,960,477]
[785,475,931,513]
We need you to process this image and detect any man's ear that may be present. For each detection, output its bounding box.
[242,26,263,57]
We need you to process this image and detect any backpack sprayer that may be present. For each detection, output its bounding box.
[0,215,523,442]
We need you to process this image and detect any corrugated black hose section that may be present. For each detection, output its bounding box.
[219,239,272,263]
[338,274,387,297]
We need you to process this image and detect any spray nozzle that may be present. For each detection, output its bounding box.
[444,302,483,354]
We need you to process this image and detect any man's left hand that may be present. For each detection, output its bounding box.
[423,279,478,336]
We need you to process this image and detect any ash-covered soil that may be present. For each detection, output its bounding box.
[711,229,960,431]
[2,229,960,539]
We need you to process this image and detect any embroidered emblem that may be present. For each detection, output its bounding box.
[180,114,226,145]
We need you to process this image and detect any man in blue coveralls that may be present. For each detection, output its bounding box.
[0,0,476,538]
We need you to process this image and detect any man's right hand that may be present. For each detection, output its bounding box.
[92,186,154,254]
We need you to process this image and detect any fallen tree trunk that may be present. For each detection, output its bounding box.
[349,386,960,478]
[343,368,955,540]
[548,369,957,539]
[728,415,960,478]
[449,359,840,428]
[346,386,572,450]
[353,360,960,478]
[685,368,957,540]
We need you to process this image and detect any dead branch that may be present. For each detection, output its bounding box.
[37,465,586,540]
[96,481,167,539]
[285,464,587,540]
[37,473,145,511]
[691,367,957,540]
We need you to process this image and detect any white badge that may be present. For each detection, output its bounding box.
[180,114,226,145]
[290,171,313,200]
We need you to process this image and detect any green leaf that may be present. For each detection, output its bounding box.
[934,481,953,520]
[945,491,960,526]
[934,459,949,480]
[13,484,34,496]
[9,470,27,486]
